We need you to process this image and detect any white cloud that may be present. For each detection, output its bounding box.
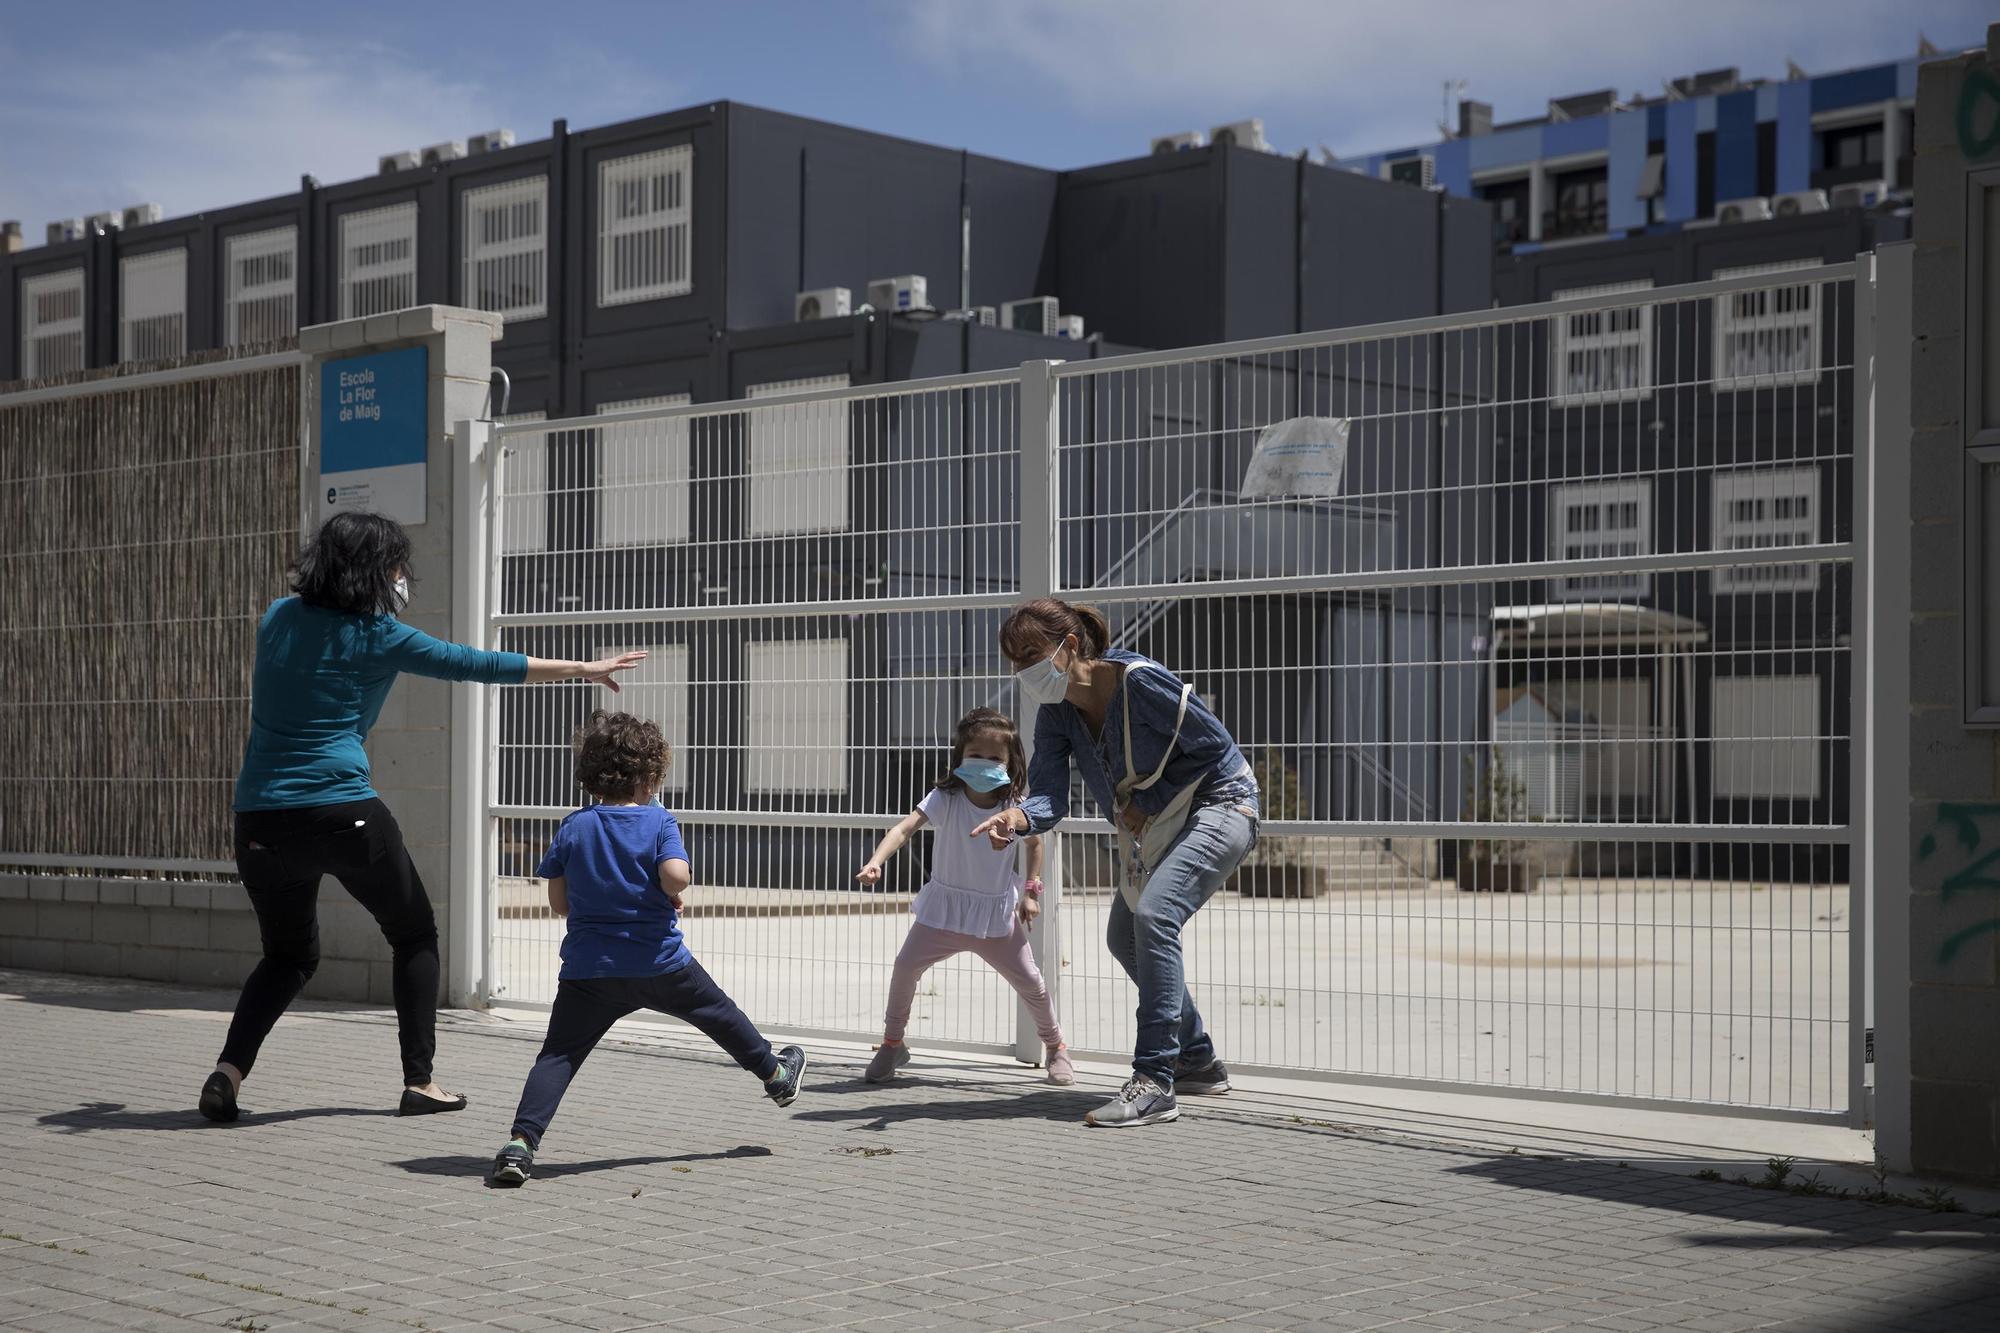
[0,30,681,232]
[890,0,1981,156]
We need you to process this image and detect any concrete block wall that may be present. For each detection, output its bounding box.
[1902,26,2000,1182]
[0,872,402,1004]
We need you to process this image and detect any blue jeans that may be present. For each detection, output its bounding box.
[1106,802,1259,1089]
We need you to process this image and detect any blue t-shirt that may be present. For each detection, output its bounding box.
[235,596,530,811]
[538,805,693,980]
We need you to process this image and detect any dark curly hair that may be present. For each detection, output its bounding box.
[934,707,1027,799]
[574,711,671,803]
[291,511,413,616]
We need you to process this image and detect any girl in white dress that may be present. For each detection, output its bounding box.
[856,707,1073,1084]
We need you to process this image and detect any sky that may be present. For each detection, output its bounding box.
[0,0,1989,234]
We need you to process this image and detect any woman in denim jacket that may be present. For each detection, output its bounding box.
[971,598,1260,1128]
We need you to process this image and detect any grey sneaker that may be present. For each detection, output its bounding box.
[865,1042,912,1083]
[1084,1075,1179,1128]
[1174,1056,1231,1095]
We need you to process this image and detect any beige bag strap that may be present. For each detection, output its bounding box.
[1120,663,1192,799]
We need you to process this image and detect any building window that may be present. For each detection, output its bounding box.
[1712,467,1819,594]
[224,226,297,346]
[597,394,692,546]
[497,411,549,555]
[1544,164,1609,239]
[1822,122,1883,172]
[1549,279,1654,405]
[599,642,691,793]
[1476,176,1532,248]
[598,146,692,307]
[1713,260,1821,390]
[744,638,849,794]
[21,268,85,379]
[1712,675,1822,800]
[746,374,851,536]
[1551,479,1650,600]
[338,202,417,320]
[119,249,186,363]
[463,176,547,321]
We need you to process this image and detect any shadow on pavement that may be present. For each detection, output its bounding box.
[38,1101,395,1133]
[791,1087,1093,1131]
[393,1144,774,1179]
[1450,1155,2000,1254]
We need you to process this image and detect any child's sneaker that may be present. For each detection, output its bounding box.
[766,1045,808,1107]
[865,1042,911,1083]
[1044,1044,1075,1086]
[488,1139,534,1188]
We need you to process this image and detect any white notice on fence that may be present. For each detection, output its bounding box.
[1239,416,1351,498]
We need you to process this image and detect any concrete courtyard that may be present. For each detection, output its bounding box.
[6,965,1997,1331]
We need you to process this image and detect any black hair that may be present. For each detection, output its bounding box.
[934,707,1028,800]
[291,511,413,616]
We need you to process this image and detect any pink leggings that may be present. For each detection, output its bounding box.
[883,920,1063,1047]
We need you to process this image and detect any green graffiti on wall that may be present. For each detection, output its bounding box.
[1959,66,2000,160]
[1919,801,2000,961]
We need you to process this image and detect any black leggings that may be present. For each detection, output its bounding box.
[220,798,440,1087]
[510,963,775,1149]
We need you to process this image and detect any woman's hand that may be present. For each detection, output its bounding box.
[582,650,648,691]
[1018,895,1041,926]
[856,862,883,885]
[970,807,1027,850]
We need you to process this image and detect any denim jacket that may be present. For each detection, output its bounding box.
[1019,649,1258,834]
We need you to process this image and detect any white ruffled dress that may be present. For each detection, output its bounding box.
[910,786,1023,939]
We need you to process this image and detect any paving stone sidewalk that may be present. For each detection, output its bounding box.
[3,966,1998,1332]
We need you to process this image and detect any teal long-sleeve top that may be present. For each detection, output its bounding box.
[234,596,529,811]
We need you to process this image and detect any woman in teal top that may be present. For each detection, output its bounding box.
[200,512,644,1124]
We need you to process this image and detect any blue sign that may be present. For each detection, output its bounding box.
[319,345,429,525]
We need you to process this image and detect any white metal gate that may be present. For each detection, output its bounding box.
[478,262,1878,1121]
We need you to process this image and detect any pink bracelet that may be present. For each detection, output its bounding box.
[1024,879,1044,899]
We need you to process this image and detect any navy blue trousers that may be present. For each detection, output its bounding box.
[509,962,775,1148]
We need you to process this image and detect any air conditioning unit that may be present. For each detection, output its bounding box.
[1208,119,1268,152]
[467,129,516,155]
[1002,296,1060,336]
[1715,196,1773,225]
[866,275,929,312]
[1055,315,1086,340]
[1829,180,1893,210]
[46,218,87,245]
[1,220,21,254]
[1386,154,1437,190]
[1770,189,1828,218]
[943,306,998,325]
[794,287,852,321]
[84,211,121,234]
[420,140,467,166]
[121,202,163,230]
[379,150,420,175]
[1151,131,1205,155]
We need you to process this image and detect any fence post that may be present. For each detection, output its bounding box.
[450,416,494,1009]
[1016,359,1063,1065]
[1864,243,1914,1157]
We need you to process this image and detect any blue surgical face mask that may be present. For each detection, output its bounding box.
[390,574,410,615]
[954,760,1012,793]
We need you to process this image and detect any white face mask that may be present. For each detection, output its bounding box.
[1015,645,1071,709]
[390,575,410,615]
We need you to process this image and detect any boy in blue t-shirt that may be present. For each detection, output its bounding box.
[489,711,806,1187]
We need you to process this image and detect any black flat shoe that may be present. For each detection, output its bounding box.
[398,1088,468,1117]
[198,1071,239,1123]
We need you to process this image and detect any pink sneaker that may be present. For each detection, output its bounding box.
[865,1042,911,1083]
[1045,1044,1075,1085]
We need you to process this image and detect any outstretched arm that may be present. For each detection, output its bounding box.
[857,809,929,884]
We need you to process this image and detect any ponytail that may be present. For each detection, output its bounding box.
[1001,598,1109,663]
